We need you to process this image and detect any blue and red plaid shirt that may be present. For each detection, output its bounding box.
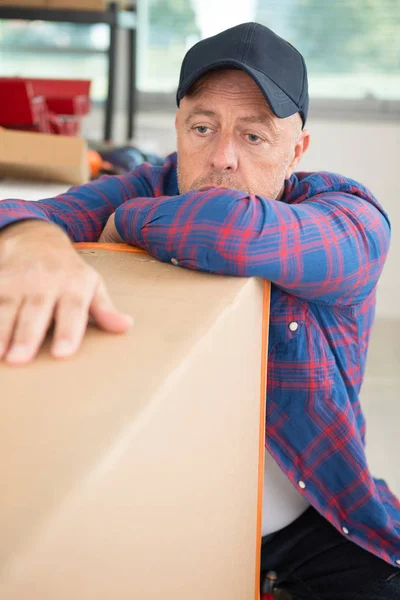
[1,152,399,566]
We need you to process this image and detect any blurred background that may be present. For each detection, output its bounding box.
[1,0,398,101]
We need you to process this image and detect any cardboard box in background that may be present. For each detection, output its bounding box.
[0,128,89,185]
[48,0,106,9]
[0,1,133,9]
[0,0,49,6]
[0,245,270,600]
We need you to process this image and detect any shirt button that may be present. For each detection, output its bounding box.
[342,526,349,535]
[298,481,306,489]
[289,321,298,332]
[171,258,179,266]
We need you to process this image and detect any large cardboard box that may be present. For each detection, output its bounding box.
[0,128,88,185]
[0,244,270,600]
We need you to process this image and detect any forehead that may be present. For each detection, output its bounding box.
[181,69,279,128]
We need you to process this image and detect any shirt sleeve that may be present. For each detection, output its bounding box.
[0,162,155,242]
[114,186,391,305]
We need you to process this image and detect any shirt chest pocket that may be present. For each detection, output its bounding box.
[268,317,307,368]
[267,289,305,356]
[268,297,336,392]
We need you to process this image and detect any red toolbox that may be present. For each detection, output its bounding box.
[28,78,91,117]
[0,77,91,136]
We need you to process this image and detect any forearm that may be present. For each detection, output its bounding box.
[0,201,52,236]
[0,218,72,255]
[0,166,155,242]
[114,187,390,305]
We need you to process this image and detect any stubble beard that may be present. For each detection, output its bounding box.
[177,155,290,200]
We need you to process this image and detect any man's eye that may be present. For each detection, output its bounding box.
[246,133,263,143]
[194,126,210,135]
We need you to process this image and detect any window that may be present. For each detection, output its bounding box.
[1,1,399,111]
[138,0,400,105]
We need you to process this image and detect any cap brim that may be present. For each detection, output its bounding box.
[177,59,300,119]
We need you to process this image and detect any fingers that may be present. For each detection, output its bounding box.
[1,272,133,366]
[50,292,92,359]
[50,278,133,359]
[90,278,134,333]
[0,296,22,361]
[0,223,132,365]
[4,295,55,365]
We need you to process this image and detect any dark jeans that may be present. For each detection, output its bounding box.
[260,506,400,600]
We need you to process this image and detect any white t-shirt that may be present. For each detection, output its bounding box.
[262,447,310,537]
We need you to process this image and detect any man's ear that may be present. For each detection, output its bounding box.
[285,129,311,179]
[175,110,179,131]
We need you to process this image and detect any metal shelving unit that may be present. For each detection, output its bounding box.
[0,2,137,141]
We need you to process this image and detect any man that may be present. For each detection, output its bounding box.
[0,22,399,599]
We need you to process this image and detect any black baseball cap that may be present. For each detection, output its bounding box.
[177,22,309,127]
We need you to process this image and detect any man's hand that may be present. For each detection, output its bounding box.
[98,213,123,244]
[0,220,133,366]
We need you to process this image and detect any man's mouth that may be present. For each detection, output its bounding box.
[197,184,230,191]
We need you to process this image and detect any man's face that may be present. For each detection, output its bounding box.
[175,70,309,199]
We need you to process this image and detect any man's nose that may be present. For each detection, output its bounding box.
[210,134,238,172]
